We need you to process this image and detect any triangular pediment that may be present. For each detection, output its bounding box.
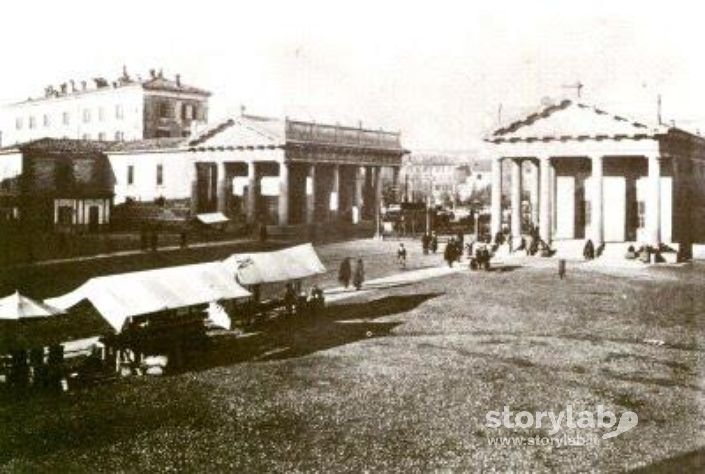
[488,100,667,143]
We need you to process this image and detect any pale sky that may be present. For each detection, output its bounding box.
[2,0,704,152]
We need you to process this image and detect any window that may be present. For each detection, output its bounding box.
[28,116,36,129]
[115,131,124,141]
[82,109,91,123]
[115,104,124,119]
[98,107,105,121]
[98,132,106,141]
[159,101,170,118]
[15,117,23,130]
[62,112,70,125]
[637,201,645,228]
[182,103,194,120]
[43,114,50,127]
[156,164,163,185]
[57,206,73,225]
[127,165,134,185]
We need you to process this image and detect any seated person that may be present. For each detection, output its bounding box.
[625,245,637,260]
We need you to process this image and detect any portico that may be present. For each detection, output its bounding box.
[187,115,405,225]
[486,100,699,250]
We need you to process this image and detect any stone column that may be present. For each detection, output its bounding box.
[647,155,662,246]
[392,166,400,202]
[490,157,502,239]
[539,157,552,244]
[591,156,604,246]
[216,162,228,214]
[190,163,199,215]
[550,161,557,234]
[278,161,289,225]
[330,164,340,220]
[353,166,364,224]
[246,161,257,224]
[529,160,540,227]
[510,158,523,246]
[305,164,316,225]
[374,166,383,210]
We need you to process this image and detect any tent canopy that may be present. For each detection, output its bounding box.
[0,291,65,320]
[46,262,251,332]
[222,243,326,286]
[196,212,229,224]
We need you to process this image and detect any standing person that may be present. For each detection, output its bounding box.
[338,257,352,288]
[583,239,595,260]
[259,222,268,242]
[284,283,297,316]
[353,258,365,290]
[422,233,430,255]
[397,243,407,268]
[431,232,438,254]
[444,237,457,267]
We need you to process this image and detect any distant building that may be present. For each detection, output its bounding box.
[0,67,210,146]
[400,152,471,205]
[456,160,492,202]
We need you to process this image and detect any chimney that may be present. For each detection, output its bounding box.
[240,104,246,116]
[81,80,87,91]
[149,69,156,79]
[158,69,163,78]
[175,74,181,87]
[69,80,76,92]
[60,83,67,94]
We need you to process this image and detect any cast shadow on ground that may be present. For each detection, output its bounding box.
[629,447,705,473]
[185,292,444,372]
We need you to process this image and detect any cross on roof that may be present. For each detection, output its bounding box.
[562,81,584,99]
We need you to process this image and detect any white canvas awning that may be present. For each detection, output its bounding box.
[222,243,326,286]
[0,291,65,320]
[196,212,229,224]
[46,262,250,332]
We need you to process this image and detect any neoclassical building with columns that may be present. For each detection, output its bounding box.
[107,114,405,226]
[485,99,705,257]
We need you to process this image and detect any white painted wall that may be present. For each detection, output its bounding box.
[108,151,195,204]
[0,151,22,182]
[636,176,672,244]
[0,85,145,145]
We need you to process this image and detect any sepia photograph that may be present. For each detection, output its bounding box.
[0,0,704,472]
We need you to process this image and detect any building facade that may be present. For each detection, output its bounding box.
[0,139,114,231]
[0,68,210,146]
[399,152,469,205]
[486,99,705,256]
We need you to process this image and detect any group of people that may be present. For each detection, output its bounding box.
[421,232,439,255]
[624,244,664,263]
[443,235,465,267]
[338,257,366,290]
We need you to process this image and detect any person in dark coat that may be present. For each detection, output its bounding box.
[259,223,268,242]
[444,238,457,267]
[397,243,407,268]
[431,232,438,254]
[353,258,365,290]
[422,233,430,255]
[338,257,352,288]
[583,239,595,260]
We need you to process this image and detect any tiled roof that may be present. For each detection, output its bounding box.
[0,138,114,154]
[487,99,669,143]
[141,76,211,96]
[107,137,188,153]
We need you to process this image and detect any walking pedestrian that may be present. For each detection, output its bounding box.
[338,257,352,288]
[431,232,438,254]
[353,258,365,290]
[422,233,430,255]
[397,243,407,268]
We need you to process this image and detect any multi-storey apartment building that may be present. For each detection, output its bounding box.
[0,68,210,146]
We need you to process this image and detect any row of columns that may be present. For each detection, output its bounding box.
[195,161,394,226]
[490,155,663,247]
